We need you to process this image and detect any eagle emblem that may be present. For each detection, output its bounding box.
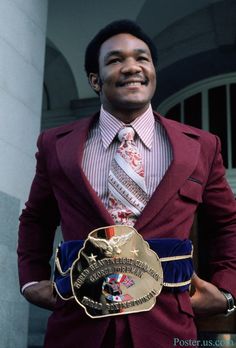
[88,230,134,257]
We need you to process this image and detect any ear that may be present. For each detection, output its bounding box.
[89,73,101,93]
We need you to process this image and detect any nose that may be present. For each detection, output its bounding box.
[120,58,142,75]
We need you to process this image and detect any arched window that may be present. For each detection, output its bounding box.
[157,73,236,193]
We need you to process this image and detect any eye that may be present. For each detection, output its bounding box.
[137,56,149,62]
[107,58,121,65]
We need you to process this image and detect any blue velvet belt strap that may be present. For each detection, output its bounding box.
[53,238,194,299]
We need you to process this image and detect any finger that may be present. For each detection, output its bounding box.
[190,273,205,288]
[189,293,197,306]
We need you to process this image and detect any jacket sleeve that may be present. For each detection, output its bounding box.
[202,135,236,297]
[17,132,61,288]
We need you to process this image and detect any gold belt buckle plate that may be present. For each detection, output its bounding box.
[71,225,163,318]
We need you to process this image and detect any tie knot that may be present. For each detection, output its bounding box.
[118,127,135,142]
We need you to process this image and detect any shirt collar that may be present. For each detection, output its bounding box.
[99,104,155,150]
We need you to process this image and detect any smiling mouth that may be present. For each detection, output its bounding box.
[123,81,143,87]
[117,80,148,87]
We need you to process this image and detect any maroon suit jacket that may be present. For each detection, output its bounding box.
[18,112,236,348]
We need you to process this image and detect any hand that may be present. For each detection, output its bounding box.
[190,273,227,316]
[23,280,57,311]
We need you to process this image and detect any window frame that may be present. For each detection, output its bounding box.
[157,72,236,194]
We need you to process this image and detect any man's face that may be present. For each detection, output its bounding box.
[90,33,156,118]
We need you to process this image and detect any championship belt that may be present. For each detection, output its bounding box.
[54,225,194,318]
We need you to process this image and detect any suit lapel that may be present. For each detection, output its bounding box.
[56,114,114,225]
[135,114,200,231]
[56,111,201,230]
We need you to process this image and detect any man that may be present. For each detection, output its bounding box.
[18,20,236,348]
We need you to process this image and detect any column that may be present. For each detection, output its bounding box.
[0,1,48,347]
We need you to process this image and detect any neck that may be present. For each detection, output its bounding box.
[102,104,151,123]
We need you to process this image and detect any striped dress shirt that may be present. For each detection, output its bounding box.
[82,104,173,221]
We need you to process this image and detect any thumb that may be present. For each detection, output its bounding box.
[190,274,202,306]
[191,273,205,289]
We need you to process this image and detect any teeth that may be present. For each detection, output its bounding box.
[124,82,142,86]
